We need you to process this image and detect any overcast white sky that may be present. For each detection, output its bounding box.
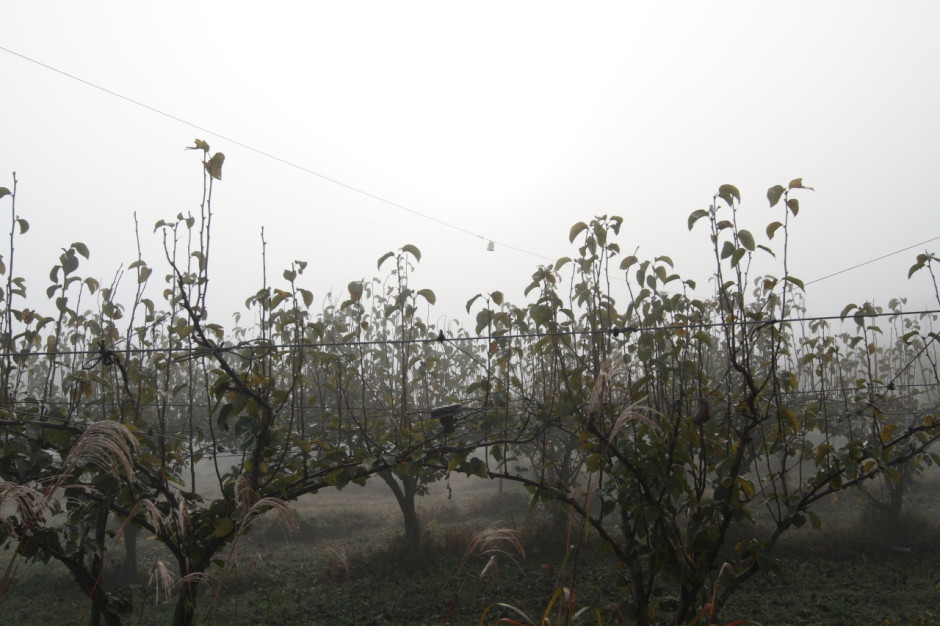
[2,2,939,329]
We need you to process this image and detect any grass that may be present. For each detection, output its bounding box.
[2,474,940,625]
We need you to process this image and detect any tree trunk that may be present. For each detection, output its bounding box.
[381,471,421,548]
[172,578,200,626]
[91,499,110,626]
[122,524,139,583]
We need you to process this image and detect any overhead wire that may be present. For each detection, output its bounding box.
[4,45,936,284]
[0,308,937,359]
[0,44,551,264]
[805,236,940,286]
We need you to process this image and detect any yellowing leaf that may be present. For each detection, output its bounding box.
[188,139,210,152]
[417,288,436,305]
[213,517,235,538]
[569,221,588,243]
[786,197,799,216]
[879,423,897,443]
[883,467,902,483]
[736,476,756,498]
[204,152,225,180]
[766,221,783,239]
[620,255,638,270]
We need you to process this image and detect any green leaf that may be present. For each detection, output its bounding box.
[529,304,551,327]
[569,221,588,243]
[283,269,296,282]
[137,266,152,284]
[16,218,28,234]
[0,187,11,199]
[619,255,638,270]
[786,197,799,216]
[783,275,805,290]
[465,294,482,313]
[554,257,572,271]
[738,229,755,251]
[491,290,504,306]
[807,510,822,530]
[191,251,206,271]
[298,288,313,308]
[71,242,90,259]
[717,184,740,207]
[204,152,225,180]
[767,185,785,207]
[687,209,708,230]
[401,244,421,262]
[731,248,746,267]
[720,241,735,260]
[417,288,436,305]
[61,251,79,275]
[766,221,783,239]
[347,281,363,302]
[377,251,395,269]
[475,309,493,334]
[217,403,235,430]
[907,253,933,279]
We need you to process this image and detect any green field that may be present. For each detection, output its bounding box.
[3,472,939,626]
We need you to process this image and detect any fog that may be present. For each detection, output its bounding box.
[1,2,939,328]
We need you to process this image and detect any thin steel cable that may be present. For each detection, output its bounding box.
[0,45,551,263]
[805,236,940,285]
[0,308,936,358]
[5,45,936,278]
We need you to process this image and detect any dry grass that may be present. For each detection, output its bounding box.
[60,420,139,482]
[145,560,175,606]
[0,420,140,602]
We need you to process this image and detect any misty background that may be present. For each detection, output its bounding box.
[2,2,939,326]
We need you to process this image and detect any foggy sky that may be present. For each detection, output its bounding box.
[2,2,939,330]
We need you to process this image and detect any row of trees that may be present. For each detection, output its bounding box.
[1,147,938,625]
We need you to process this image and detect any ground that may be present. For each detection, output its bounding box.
[2,472,939,625]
